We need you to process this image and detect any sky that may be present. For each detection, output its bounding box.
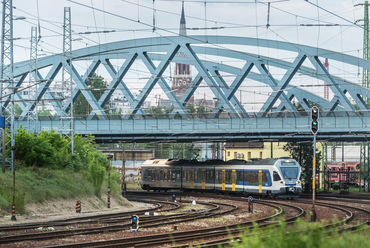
[5,0,370,111]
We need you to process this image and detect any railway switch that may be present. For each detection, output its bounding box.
[131,215,139,232]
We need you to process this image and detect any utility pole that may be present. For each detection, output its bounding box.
[1,0,16,220]
[0,0,14,173]
[356,1,370,192]
[62,7,74,154]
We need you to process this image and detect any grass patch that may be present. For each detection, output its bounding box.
[124,181,143,190]
[232,219,369,248]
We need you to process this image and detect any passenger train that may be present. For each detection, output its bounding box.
[140,158,302,198]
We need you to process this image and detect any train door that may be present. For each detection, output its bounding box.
[232,170,236,191]
[202,169,206,190]
[222,169,225,191]
[155,168,160,188]
[190,168,194,189]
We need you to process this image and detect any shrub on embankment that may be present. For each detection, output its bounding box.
[0,168,122,214]
[0,126,122,214]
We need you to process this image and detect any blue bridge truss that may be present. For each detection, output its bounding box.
[5,35,370,143]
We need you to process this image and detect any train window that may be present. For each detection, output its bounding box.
[262,171,268,184]
[273,171,281,181]
[236,171,243,184]
[155,169,159,181]
[195,170,198,182]
[218,171,223,184]
[183,169,187,180]
[225,171,232,184]
[206,171,210,183]
[160,169,164,181]
[186,171,189,182]
[281,167,298,179]
[164,169,168,181]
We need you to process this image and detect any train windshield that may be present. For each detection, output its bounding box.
[280,167,298,180]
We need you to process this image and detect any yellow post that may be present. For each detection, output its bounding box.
[259,170,262,193]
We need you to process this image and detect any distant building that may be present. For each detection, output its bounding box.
[224,142,265,161]
[97,147,154,179]
[171,2,194,105]
[159,98,172,109]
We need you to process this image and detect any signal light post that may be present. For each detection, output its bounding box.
[131,215,139,232]
[311,106,319,222]
[107,154,113,209]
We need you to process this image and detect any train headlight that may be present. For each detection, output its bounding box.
[280,181,286,185]
[296,180,300,185]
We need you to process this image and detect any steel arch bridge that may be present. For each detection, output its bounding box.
[7,35,370,143]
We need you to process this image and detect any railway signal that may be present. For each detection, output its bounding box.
[172,194,176,202]
[311,106,319,134]
[311,106,319,222]
[248,196,253,213]
[131,215,139,232]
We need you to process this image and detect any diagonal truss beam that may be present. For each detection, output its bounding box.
[102,54,140,109]
[310,56,355,111]
[140,52,189,117]
[69,62,107,118]
[259,54,306,116]
[20,63,63,117]
[185,43,239,117]
[209,62,254,118]
[125,44,181,118]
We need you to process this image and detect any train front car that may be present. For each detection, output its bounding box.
[273,159,302,198]
[140,159,183,191]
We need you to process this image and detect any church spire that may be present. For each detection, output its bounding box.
[179,1,187,36]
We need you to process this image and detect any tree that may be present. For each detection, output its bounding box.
[38,105,54,116]
[283,142,322,193]
[73,73,109,115]
[88,156,106,195]
[15,126,57,170]
[15,104,22,116]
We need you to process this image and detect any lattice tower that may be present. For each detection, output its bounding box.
[61,7,74,153]
[27,26,38,133]
[0,0,14,171]
[363,1,370,105]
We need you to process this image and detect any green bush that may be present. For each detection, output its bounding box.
[332,183,340,190]
[88,157,105,196]
[234,219,369,248]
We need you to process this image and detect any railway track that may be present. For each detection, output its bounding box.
[38,199,301,248]
[1,191,369,248]
[0,198,235,246]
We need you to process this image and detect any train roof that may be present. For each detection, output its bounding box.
[142,158,298,167]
